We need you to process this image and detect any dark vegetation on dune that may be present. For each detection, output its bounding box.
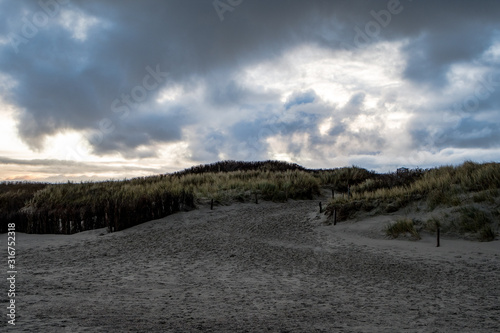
[325,161,500,241]
[172,160,307,176]
[1,160,499,240]
[0,161,312,234]
[0,182,49,233]
[0,178,194,235]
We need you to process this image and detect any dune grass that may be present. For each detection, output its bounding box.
[177,169,320,202]
[326,161,500,241]
[326,161,500,215]
[385,218,421,240]
[18,177,194,234]
[0,161,322,234]
[2,160,499,237]
[16,168,321,234]
[350,162,500,203]
[454,206,497,241]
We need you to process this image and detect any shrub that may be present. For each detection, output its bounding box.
[472,191,496,203]
[479,225,496,242]
[424,217,441,233]
[385,218,421,240]
[458,207,491,234]
[427,189,447,210]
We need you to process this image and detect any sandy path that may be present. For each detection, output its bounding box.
[4,195,500,332]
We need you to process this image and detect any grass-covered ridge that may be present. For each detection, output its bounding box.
[326,161,500,241]
[0,161,322,234]
[1,160,499,238]
[326,162,500,216]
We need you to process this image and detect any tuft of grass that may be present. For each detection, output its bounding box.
[385,218,421,240]
[472,190,497,203]
[479,225,496,242]
[424,217,441,233]
[458,206,491,234]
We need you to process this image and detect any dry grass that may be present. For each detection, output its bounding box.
[326,161,500,241]
[179,169,320,201]
[385,218,421,240]
[2,160,499,237]
[0,161,322,234]
[327,161,500,215]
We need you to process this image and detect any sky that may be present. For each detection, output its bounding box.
[1,0,500,182]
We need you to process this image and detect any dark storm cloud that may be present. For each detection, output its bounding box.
[229,112,313,140]
[451,71,500,115]
[336,1,500,87]
[1,0,500,161]
[408,69,500,151]
[206,78,279,107]
[431,118,500,150]
[188,129,228,162]
[401,27,496,86]
[90,110,188,158]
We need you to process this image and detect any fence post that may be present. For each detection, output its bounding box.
[319,202,322,213]
[333,209,337,226]
[210,198,214,210]
[437,227,440,247]
[331,188,334,198]
[255,193,258,204]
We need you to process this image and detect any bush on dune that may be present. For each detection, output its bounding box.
[385,218,421,240]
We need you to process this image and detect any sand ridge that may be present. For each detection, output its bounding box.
[5,195,500,332]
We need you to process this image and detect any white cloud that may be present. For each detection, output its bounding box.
[58,9,100,41]
[1,1,500,180]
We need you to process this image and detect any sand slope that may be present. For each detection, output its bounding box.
[4,196,500,332]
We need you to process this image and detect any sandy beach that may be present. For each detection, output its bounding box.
[5,194,500,332]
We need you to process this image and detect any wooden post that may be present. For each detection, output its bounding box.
[331,188,334,198]
[319,202,322,213]
[333,209,337,226]
[210,198,214,210]
[347,184,351,199]
[437,227,440,247]
[255,193,258,204]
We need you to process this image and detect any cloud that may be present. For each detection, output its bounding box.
[0,155,162,174]
[89,109,189,157]
[402,28,497,87]
[284,89,317,110]
[0,0,500,175]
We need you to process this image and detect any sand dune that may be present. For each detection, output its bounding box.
[7,195,500,332]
